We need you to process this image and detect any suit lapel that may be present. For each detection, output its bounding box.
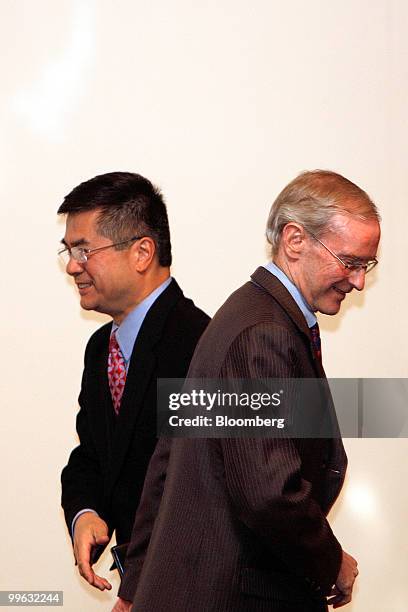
[85,324,115,465]
[105,280,183,493]
[250,267,325,377]
[251,267,346,488]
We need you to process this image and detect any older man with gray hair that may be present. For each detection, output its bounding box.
[114,170,381,612]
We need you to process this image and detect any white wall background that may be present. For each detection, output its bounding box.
[1,1,407,610]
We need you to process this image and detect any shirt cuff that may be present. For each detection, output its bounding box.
[71,508,99,538]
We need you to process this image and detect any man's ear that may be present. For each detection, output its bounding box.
[280,223,307,258]
[131,237,156,272]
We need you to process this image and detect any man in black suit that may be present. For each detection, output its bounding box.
[116,170,381,611]
[58,172,209,593]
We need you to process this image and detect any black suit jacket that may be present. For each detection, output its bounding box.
[61,279,209,548]
[120,268,347,611]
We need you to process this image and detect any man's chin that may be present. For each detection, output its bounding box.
[316,298,343,316]
[79,297,97,311]
[315,288,348,315]
[319,306,342,316]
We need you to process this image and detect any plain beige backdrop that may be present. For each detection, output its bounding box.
[1,1,407,610]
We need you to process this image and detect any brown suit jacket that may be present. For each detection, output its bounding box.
[120,268,347,611]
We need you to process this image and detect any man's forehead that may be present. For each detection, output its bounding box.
[325,214,380,257]
[328,211,380,231]
[64,209,101,243]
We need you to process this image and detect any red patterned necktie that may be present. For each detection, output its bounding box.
[107,331,127,415]
[310,322,322,364]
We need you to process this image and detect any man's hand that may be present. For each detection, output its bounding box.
[327,550,359,608]
[73,512,111,591]
[111,597,132,611]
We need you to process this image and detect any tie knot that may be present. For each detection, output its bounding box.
[310,323,322,363]
[109,331,120,353]
[310,321,320,339]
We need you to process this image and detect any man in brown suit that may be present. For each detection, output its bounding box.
[114,170,381,611]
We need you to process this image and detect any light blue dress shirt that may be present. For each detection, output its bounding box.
[112,276,172,369]
[72,276,172,535]
[263,261,316,329]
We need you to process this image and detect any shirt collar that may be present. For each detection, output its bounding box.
[112,277,173,362]
[263,261,317,328]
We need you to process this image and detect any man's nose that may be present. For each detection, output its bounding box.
[349,269,366,291]
[66,255,85,276]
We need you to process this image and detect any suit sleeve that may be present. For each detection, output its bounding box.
[220,323,343,594]
[61,340,110,539]
[118,437,172,602]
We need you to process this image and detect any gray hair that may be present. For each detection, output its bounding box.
[266,170,381,255]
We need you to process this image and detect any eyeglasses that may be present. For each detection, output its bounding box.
[58,236,142,265]
[308,232,378,274]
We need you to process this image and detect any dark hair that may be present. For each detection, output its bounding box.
[58,171,172,266]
